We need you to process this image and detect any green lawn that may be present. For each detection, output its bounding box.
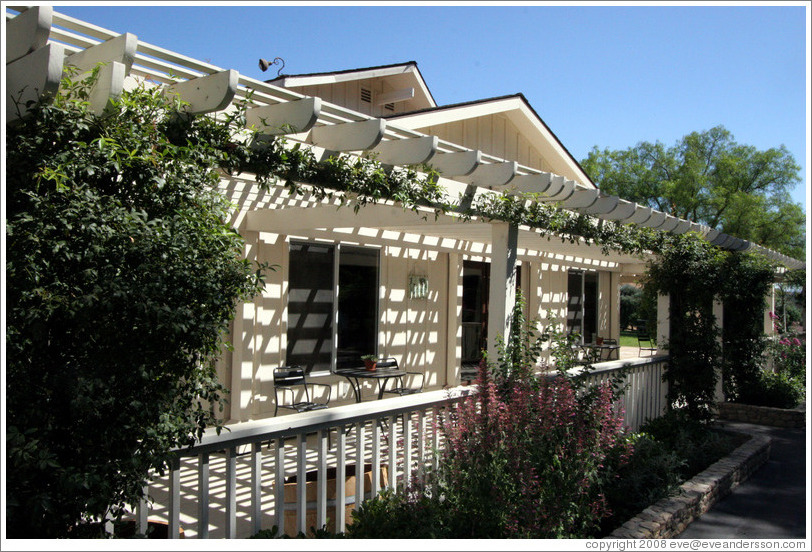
[619,330,639,348]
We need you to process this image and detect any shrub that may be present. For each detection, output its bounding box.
[6,72,265,536]
[770,335,806,382]
[346,488,450,538]
[435,371,629,538]
[637,410,739,478]
[599,433,685,534]
[737,370,805,409]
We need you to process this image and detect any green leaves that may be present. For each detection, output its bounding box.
[581,125,804,258]
[6,74,263,537]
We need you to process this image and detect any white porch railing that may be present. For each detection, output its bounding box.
[135,386,476,539]
[569,354,670,432]
[134,356,667,539]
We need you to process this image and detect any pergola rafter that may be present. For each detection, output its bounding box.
[4,6,803,271]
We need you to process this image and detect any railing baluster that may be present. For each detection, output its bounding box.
[225,447,237,539]
[316,429,328,532]
[387,414,396,489]
[335,425,347,532]
[403,412,413,488]
[251,443,262,536]
[296,434,307,536]
[417,409,426,478]
[371,417,381,493]
[432,406,440,472]
[198,453,210,538]
[168,457,181,539]
[355,421,365,507]
[274,438,285,533]
[136,486,148,536]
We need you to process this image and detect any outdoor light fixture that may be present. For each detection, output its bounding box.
[258,57,285,76]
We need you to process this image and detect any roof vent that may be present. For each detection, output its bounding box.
[361,88,372,103]
[384,103,395,111]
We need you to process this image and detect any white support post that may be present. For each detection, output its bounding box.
[609,272,621,341]
[712,298,725,404]
[487,222,518,362]
[656,293,670,355]
[764,284,776,337]
[446,253,462,386]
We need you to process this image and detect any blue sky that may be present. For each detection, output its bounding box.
[41,2,810,212]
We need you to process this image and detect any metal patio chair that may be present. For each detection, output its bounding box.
[273,366,331,416]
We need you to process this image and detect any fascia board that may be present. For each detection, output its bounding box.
[277,64,417,86]
[389,96,524,129]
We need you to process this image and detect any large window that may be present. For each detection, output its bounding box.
[286,241,379,373]
[567,269,598,343]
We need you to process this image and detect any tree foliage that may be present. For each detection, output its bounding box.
[581,126,805,259]
[5,72,265,537]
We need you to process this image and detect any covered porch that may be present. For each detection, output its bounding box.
[224,190,654,422]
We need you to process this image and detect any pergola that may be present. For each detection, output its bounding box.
[7,5,803,361]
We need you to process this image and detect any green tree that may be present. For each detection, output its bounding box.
[5,73,265,537]
[619,284,642,330]
[581,126,805,259]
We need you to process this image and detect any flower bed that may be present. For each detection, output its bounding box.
[606,431,770,539]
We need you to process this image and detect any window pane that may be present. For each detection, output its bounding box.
[287,242,334,373]
[337,246,379,369]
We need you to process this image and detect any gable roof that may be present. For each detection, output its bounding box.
[385,93,596,189]
[268,61,437,110]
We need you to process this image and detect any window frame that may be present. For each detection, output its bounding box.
[286,239,381,376]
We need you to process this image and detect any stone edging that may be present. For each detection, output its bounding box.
[606,432,771,539]
[717,402,806,428]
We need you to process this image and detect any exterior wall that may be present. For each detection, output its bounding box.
[291,80,416,118]
[418,114,552,172]
[216,174,616,422]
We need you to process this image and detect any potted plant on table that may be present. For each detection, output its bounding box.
[361,355,378,371]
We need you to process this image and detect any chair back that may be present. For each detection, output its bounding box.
[273,366,307,387]
[375,357,399,370]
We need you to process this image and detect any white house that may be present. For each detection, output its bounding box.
[7,7,801,425]
[6,7,802,537]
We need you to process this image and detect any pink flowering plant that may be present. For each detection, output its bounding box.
[348,294,633,538]
[771,334,806,380]
[435,364,632,538]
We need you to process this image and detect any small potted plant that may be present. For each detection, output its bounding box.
[361,355,377,371]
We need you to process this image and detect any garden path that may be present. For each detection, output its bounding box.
[676,417,808,539]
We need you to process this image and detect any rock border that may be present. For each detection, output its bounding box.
[606,431,771,539]
[717,402,806,428]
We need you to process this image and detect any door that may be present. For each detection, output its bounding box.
[462,261,490,366]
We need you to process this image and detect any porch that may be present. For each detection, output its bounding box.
[130,355,668,539]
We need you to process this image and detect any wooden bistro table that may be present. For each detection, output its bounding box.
[335,367,408,402]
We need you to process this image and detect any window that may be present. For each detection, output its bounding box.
[287,241,379,373]
[567,269,599,343]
